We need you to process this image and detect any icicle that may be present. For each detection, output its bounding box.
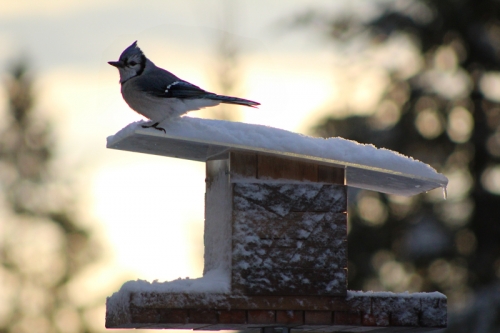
[442,186,448,200]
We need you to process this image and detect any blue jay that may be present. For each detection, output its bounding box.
[108,41,260,132]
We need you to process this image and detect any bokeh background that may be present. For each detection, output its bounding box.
[1,0,500,332]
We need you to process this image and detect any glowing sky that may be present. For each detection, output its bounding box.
[0,0,387,290]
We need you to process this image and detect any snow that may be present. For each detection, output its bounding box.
[106,285,446,327]
[107,117,447,185]
[347,290,447,299]
[346,291,447,327]
[105,117,448,324]
[113,268,229,294]
[106,268,230,323]
[229,183,348,295]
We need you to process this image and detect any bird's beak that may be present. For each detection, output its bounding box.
[108,61,123,68]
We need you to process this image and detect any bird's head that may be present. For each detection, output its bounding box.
[108,41,146,83]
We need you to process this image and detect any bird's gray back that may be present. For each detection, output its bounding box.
[135,62,180,95]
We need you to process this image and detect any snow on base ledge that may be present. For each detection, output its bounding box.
[106,268,229,324]
[347,290,447,299]
[106,286,447,329]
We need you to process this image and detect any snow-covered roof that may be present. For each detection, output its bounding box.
[106,117,448,197]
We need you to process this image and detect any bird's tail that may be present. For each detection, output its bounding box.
[209,94,260,108]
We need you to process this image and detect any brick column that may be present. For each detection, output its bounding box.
[205,151,347,296]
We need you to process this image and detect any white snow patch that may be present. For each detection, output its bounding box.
[106,268,230,321]
[117,268,230,294]
[107,117,447,184]
[347,290,447,299]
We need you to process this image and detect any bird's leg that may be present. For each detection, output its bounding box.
[141,122,166,133]
[152,123,166,133]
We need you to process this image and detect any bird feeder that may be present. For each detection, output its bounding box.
[105,117,448,331]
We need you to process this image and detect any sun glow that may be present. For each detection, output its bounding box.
[92,155,206,281]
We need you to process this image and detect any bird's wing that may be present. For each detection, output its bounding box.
[161,80,212,99]
[136,69,212,99]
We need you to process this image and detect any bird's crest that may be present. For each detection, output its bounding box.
[119,40,144,62]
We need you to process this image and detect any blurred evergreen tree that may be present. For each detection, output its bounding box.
[0,61,102,332]
[292,0,500,315]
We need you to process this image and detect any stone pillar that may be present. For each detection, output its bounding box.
[205,151,347,296]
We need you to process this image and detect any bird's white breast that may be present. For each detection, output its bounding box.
[121,79,219,123]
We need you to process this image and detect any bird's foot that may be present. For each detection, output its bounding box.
[141,122,166,133]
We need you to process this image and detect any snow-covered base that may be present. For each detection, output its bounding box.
[106,268,229,325]
[347,290,446,299]
[114,268,230,294]
[106,287,447,329]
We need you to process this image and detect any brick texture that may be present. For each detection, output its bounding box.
[218,310,246,324]
[232,183,347,296]
[304,311,332,325]
[334,311,361,325]
[107,293,447,329]
[247,310,275,324]
[158,309,188,324]
[362,312,389,326]
[130,307,158,324]
[189,309,217,324]
[420,297,447,327]
[276,310,304,325]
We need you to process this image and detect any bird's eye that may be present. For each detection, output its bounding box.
[129,61,137,66]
